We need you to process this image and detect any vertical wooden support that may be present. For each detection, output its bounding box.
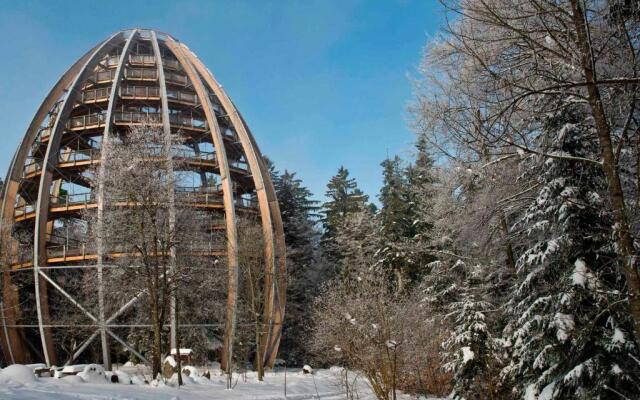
[150,31,178,351]
[186,54,284,367]
[33,32,123,366]
[1,28,287,369]
[243,122,287,367]
[95,29,138,370]
[164,37,239,372]
[0,41,104,364]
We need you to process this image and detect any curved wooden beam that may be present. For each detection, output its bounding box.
[241,117,287,367]
[95,29,138,369]
[0,39,106,365]
[185,53,280,367]
[163,37,240,372]
[33,32,124,366]
[150,30,179,352]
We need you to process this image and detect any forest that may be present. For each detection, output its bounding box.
[2,1,640,399]
[275,1,640,399]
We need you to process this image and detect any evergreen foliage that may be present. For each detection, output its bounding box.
[501,106,640,399]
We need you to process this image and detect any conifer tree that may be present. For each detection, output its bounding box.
[321,167,369,263]
[501,106,640,398]
[271,167,322,364]
[322,167,369,235]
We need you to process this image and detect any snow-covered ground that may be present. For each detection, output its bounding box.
[0,364,443,400]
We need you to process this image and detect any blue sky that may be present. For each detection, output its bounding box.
[0,0,444,204]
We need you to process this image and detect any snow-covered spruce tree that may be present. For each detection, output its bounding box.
[271,167,323,365]
[378,156,414,292]
[377,142,438,292]
[322,167,369,237]
[440,262,502,399]
[501,106,640,399]
[321,167,370,272]
[415,257,502,399]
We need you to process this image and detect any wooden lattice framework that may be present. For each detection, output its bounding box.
[0,29,286,369]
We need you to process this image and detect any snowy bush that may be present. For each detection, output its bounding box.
[78,364,107,384]
[0,364,37,386]
[312,263,450,399]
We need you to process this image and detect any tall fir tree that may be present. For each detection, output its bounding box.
[377,135,438,291]
[501,105,640,398]
[266,161,323,365]
[322,166,369,236]
[321,166,369,263]
[378,156,414,290]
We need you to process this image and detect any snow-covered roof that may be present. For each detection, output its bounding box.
[170,348,193,355]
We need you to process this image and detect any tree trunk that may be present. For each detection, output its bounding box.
[255,323,264,381]
[499,216,516,271]
[571,0,640,342]
[176,295,183,386]
[151,296,162,379]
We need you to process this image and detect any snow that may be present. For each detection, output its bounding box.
[0,364,37,386]
[553,313,575,342]
[113,369,133,384]
[612,364,623,375]
[563,362,585,383]
[170,348,193,355]
[77,364,107,384]
[164,355,177,367]
[571,259,588,287]
[461,346,475,364]
[538,381,556,400]
[524,384,538,400]
[612,328,626,344]
[61,364,87,374]
[0,367,445,400]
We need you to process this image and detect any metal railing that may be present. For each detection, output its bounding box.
[113,111,161,124]
[163,58,180,70]
[14,186,257,224]
[125,68,158,80]
[129,54,155,66]
[59,148,100,164]
[106,56,119,68]
[67,113,106,130]
[80,87,111,103]
[169,114,208,130]
[46,233,92,260]
[165,71,188,85]
[166,89,198,105]
[229,160,249,171]
[120,85,160,99]
[89,70,116,83]
[14,203,36,218]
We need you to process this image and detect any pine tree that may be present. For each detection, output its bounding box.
[501,105,640,399]
[376,135,439,291]
[271,167,322,364]
[274,170,320,268]
[322,167,369,235]
[321,167,369,263]
[378,156,413,290]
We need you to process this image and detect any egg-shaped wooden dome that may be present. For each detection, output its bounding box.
[0,29,286,369]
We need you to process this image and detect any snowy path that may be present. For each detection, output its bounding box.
[0,368,388,400]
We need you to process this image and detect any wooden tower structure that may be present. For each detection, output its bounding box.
[0,29,286,369]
